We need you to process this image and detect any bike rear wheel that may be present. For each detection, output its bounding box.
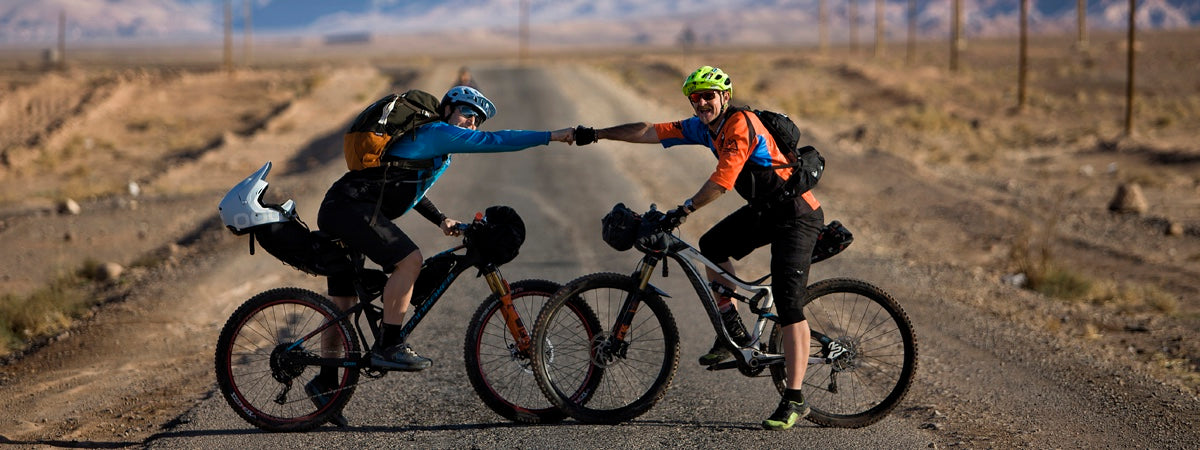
[215,287,361,432]
[768,278,917,428]
[464,279,602,423]
[531,273,680,424]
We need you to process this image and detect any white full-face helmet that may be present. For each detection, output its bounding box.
[218,162,295,235]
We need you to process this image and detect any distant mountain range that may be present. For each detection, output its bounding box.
[1,0,1196,47]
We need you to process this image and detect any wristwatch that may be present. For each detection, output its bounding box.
[683,198,696,213]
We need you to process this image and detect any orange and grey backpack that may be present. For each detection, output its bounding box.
[343,90,442,171]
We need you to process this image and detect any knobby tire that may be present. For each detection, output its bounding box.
[463,279,602,423]
[768,278,918,428]
[214,287,361,432]
[531,273,680,425]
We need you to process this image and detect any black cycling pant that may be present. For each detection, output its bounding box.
[699,205,823,326]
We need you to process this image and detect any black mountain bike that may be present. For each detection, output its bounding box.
[214,211,602,432]
[530,204,917,428]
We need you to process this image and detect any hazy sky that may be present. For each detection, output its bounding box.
[1,0,1195,45]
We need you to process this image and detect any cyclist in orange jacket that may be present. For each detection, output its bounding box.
[574,66,822,431]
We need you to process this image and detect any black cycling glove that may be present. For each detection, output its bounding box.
[575,126,597,146]
[662,206,688,229]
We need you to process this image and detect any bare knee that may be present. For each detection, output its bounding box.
[392,250,422,277]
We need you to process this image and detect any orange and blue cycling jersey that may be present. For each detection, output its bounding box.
[653,110,819,211]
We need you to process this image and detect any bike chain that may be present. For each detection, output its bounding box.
[298,353,390,404]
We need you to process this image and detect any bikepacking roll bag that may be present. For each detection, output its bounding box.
[601,203,640,251]
[740,107,825,196]
[810,220,854,264]
[343,90,442,171]
[465,205,526,267]
[250,215,352,276]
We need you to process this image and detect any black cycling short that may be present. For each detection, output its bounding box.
[318,169,422,297]
[699,202,823,326]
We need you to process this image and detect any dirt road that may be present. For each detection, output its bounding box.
[1,58,1198,448]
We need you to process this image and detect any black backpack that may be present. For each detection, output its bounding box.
[343,90,442,171]
[739,107,825,196]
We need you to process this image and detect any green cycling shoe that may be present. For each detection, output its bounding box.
[762,397,810,431]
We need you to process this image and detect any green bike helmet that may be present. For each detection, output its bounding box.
[682,66,733,97]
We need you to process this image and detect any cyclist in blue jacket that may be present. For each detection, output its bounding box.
[310,86,574,425]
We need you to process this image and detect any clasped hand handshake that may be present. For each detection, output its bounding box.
[574,126,597,146]
[549,126,597,146]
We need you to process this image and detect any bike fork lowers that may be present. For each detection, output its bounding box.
[610,256,659,343]
[483,268,533,353]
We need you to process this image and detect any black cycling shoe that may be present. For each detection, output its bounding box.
[304,378,348,427]
[762,397,810,430]
[370,343,432,371]
[698,336,733,366]
[699,309,750,366]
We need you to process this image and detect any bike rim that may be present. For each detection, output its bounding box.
[223,299,352,423]
[473,292,559,414]
[802,288,912,419]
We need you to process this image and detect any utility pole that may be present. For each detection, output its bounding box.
[874,0,884,58]
[57,10,66,69]
[850,0,859,54]
[950,0,962,72]
[1077,0,1089,50]
[243,0,253,67]
[223,0,233,73]
[906,0,916,65]
[1017,0,1029,111]
[1125,0,1136,136]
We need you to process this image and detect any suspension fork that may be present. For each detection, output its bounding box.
[612,255,660,342]
[482,267,533,353]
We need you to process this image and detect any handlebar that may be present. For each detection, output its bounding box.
[641,204,684,233]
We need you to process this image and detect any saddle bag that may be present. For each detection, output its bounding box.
[250,216,352,276]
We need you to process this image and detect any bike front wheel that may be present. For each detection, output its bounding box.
[768,278,918,428]
[464,279,602,424]
[531,272,680,424]
[215,287,361,432]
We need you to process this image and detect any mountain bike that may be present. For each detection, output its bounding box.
[530,203,917,428]
[213,163,601,432]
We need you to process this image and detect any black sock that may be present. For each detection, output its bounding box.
[318,367,338,386]
[784,388,805,404]
[380,323,406,350]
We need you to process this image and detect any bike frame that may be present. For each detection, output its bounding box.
[285,243,534,372]
[620,234,839,372]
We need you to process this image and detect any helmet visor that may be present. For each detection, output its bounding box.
[454,104,485,125]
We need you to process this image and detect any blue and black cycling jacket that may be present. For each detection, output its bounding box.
[383,121,552,214]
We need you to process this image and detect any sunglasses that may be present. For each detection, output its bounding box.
[688,91,719,103]
[455,104,484,125]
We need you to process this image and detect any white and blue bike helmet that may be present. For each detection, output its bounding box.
[440,86,496,124]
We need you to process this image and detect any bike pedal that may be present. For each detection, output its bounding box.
[705,360,738,371]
